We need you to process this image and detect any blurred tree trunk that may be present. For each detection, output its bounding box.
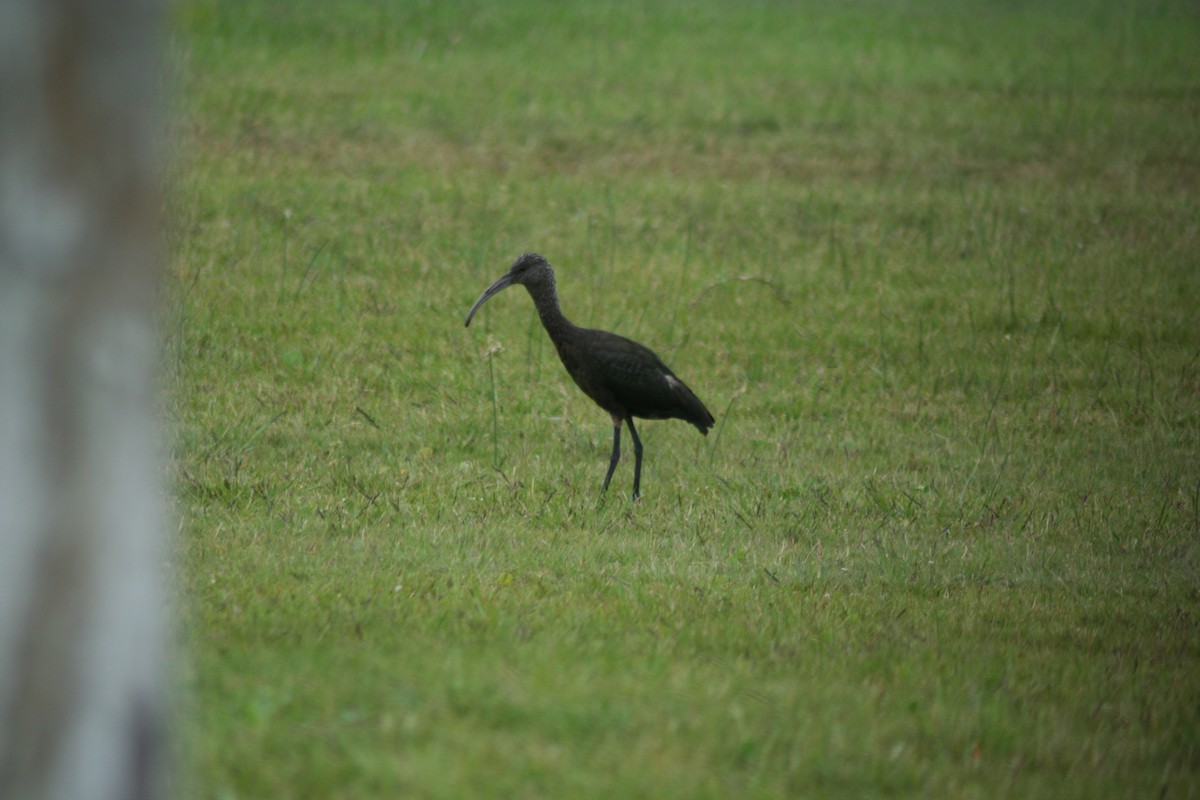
[0,2,168,799]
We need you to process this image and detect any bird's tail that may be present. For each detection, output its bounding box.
[674,379,715,435]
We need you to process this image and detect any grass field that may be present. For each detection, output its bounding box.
[168,1,1199,797]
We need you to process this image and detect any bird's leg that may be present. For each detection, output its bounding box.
[601,416,622,495]
[626,417,643,501]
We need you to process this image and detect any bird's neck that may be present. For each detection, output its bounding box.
[525,278,575,339]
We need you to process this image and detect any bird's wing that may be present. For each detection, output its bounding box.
[579,329,714,431]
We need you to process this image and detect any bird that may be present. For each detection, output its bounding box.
[465,252,714,500]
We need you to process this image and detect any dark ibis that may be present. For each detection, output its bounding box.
[465,252,714,500]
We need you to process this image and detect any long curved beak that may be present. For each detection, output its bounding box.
[464,273,515,327]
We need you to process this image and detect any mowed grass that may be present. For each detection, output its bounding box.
[169,1,1199,797]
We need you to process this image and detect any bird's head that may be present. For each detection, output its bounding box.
[465,252,556,327]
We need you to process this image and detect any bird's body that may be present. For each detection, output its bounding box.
[465,253,714,499]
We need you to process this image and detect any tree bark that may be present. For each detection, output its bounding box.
[0,2,168,798]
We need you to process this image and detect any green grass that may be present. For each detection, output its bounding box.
[169,1,1200,797]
